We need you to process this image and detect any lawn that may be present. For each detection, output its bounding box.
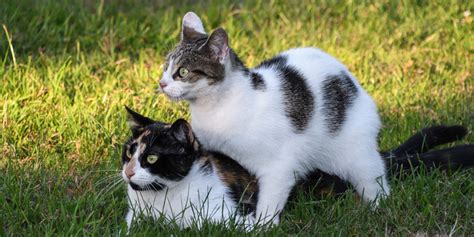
[1,0,473,235]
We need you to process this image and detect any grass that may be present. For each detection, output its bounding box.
[1,0,473,235]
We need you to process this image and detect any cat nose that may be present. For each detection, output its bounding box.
[125,169,135,179]
[159,81,168,89]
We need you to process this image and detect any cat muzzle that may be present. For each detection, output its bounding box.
[129,181,166,191]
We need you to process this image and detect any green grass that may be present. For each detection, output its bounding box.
[1,0,473,235]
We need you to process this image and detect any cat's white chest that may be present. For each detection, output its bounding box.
[126,170,241,229]
[191,102,246,151]
[191,106,290,176]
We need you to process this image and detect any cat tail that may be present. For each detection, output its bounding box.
[300,144,474,198]
[380,125,472,177]
[380,125,468,158]
[386,145,474,177]
[298,125,470,197]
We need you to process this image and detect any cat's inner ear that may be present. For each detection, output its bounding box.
[125,106,155,137]
[204,28,229,64]
[181,12,207,42]
[170,119,198,150]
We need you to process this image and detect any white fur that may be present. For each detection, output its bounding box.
[182,12,207,34]
[122,151,254,230]
[161,46,390,224]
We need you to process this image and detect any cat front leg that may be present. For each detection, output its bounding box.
[125,209,135,233]
[255,166,296,226]
[125,208,135,235]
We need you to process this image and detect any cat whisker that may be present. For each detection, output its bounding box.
[90,169,120,173]
[95,175,123,192]
[94,173,121,185]
[95,181,122,194]
[97,178,124,196]
[94,176,117,187]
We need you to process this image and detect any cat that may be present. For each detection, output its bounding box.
[158,11,435,223]
[122,107,258,231]
[121,107,474,231]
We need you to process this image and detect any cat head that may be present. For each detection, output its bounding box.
[159,12,246,101]
[121,106,200,191]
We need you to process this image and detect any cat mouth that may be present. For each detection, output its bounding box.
[161,88,189,101]
[129,181,166,191]
[167,95,183,101]
[163,92,185,101]
[160,88,185,101]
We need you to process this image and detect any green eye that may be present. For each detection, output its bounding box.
[126,143,137,160]
[178,67,189,77]
[147,155,159,164]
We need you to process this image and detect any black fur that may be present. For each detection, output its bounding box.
[125,106,162,137]
[295,170,349,198]
[256,54,287,69]
[123,109,199,190]
[279,66,315,132]
[384,125,469,157]
[123,108,258,215]
[250,72,266,91]
[256,55,315,132]
[140,128,197,182]
[387,145,474,177]
[129,181,166,192]
[322,72,358,134]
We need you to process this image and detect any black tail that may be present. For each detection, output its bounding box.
[381,125,468,157]
[381,125,472,177]
[386,145,474,177]
[298,125,472,198]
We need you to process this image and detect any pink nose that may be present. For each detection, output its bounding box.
[159,81,168,89]
[125,169,135,179]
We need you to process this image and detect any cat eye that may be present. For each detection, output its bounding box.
[147,155,159,164]
[126,143,137,160]
[178,67,189,78]
[126,149,132,159]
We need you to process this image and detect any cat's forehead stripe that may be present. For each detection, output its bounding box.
[135,129,152,143]
[132,130,154,155]
[139,143,146,153]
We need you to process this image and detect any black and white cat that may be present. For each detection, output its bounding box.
[159,12,397,223]
[122,107,258,230]
[121,107,474,230]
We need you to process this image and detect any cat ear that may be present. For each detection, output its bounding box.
[170,119,199,150]
[181,12,207,42]
[125,106,155,137]
[204,28,229,64]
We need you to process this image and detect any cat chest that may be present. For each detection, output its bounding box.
[128,183,238,221]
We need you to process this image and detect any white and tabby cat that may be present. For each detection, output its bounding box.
[158,12,471,224]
